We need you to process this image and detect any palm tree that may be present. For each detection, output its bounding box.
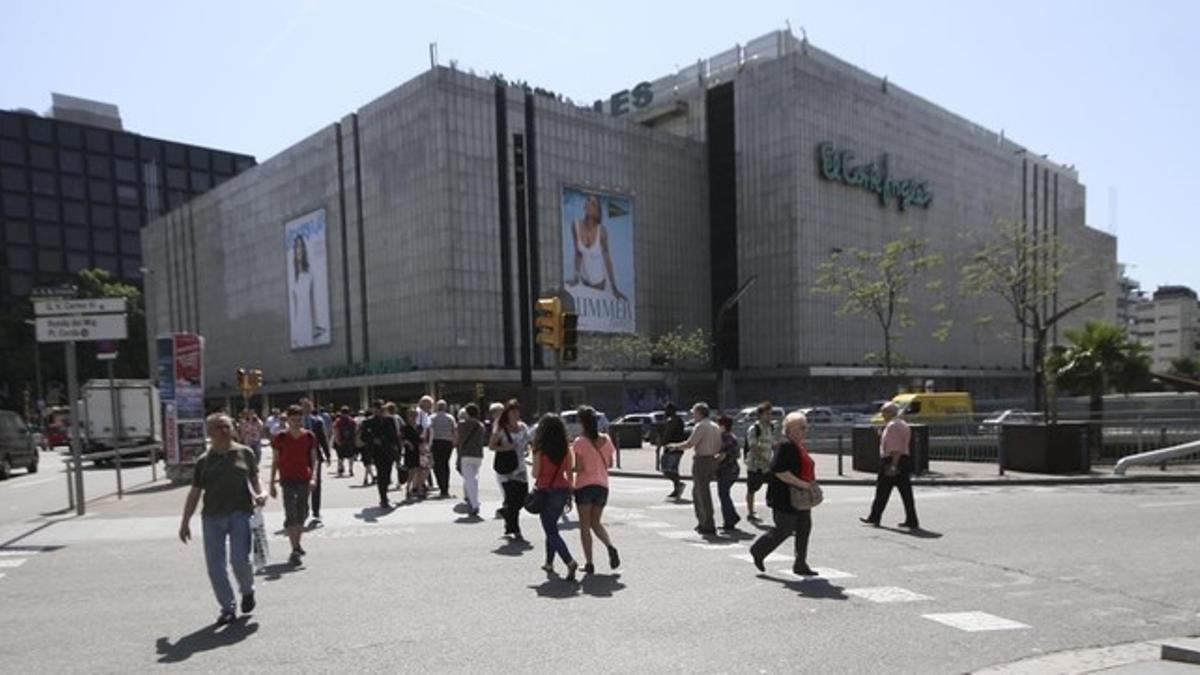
[1047,321,1152,421]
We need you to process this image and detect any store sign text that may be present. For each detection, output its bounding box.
[307,357,415,381]
[594,82,654,117]
[817,142,933,211]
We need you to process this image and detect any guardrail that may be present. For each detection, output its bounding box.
[1114,439,1200,475]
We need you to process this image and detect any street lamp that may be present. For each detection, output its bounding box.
[714,275,758,410]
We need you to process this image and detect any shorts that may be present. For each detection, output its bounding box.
[335,442,356,460]
[281,480,310,527]
[404,447,420,469]
[574,484,609,506]
[746,470,768,492]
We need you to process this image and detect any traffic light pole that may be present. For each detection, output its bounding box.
[553,349,563,414]
[65,341,85,516]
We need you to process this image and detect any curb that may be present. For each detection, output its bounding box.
[608,469,1200,486]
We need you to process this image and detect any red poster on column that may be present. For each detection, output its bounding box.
[174,334,203,385]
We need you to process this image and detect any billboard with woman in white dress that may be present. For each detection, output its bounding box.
[561,187,636,333]
[285,209,330,349]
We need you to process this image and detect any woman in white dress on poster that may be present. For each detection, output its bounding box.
[290,235,324,346]
[567,193,627,302]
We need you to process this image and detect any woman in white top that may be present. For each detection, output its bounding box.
[567,193,626,301]
[289,235,325,347]
[489,399,530,542]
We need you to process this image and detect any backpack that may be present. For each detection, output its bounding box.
[336,416,356,446]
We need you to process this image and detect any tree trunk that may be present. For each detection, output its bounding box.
[1032,329,1047,413]
[882,326,893,376]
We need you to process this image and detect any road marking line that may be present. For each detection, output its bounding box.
[0,559,27,568]
[0,549,42,556]
[647,504,693,511]
[845,586,932,603]
[923,611,1029,632]
[631,521,673,529]
[731,552,793,563]
[6,476,61,489]
[1138,500,1200,509]
[689,543,748,551]
[658,530,698,540]
[800,567,855,579]
[0,573,5,580]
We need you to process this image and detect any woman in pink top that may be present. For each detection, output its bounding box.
[571,406,620,576]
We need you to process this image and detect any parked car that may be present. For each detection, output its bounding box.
[799,406,837,424]
[978,409,1043,433]
[613,413,656,441]
[561,409,611,440]
[0,410,40,478]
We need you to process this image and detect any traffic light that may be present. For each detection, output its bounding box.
[474,382,485,400]
[236,368,247,390]
[535,297,563,349]
[249,369,263,389]
[560,312,579,363]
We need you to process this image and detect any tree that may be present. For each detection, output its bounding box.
[1167,356,1200,382]
[812,230,944,375]
[960,220,1104,413]
[74,268,148,383]
[1046,321,1152,421]
[583,326,710,403]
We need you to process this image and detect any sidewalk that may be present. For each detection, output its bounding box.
[609,443,1200,486]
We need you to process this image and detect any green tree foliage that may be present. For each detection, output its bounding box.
[73,268,148,382]
[583,326,710,401]
[960,220,1104,413]
[812,230,944,375]
[1046,321,1151,420]
[1167,356,1200,382]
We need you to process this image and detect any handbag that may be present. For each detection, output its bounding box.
[524,452,566,514]
[493,427,521,474]
[787,443,823,510]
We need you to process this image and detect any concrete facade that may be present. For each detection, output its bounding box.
[1133,286,1200,372]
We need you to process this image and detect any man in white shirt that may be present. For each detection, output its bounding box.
[667,402,722,535]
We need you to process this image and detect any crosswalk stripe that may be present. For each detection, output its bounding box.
[0,548,43,556]
[689,543,748,551]
[0,559,28,568]
[657,530,698,540]
[731,552,793,563]
[923,611,1029,632]
[845,586,932,603]
[775,567,856,579]
[630,521,673,529]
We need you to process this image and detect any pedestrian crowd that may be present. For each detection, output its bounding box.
[180,396,918,625]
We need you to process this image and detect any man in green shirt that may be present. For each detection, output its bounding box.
[179,413,267,625]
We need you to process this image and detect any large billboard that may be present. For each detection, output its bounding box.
[561,187,636,333]
[285,209,331,349]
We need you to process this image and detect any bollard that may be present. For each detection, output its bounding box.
[998,439,1006,476]
[65,459,75,510]
[655,446,661,472]
[616,443,622,470]
[837,433,844,476]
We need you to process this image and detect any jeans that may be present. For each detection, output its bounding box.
[716,466,740,527]
[431,439,454,496]
[750,508,812,567]
[460,457,482,510]
[201,512,254,613]
[691,456,718,531]
[539,488,574,566]
[500,479,528,535]
[867,455,919,525]
[310,463,323,519]
[375,455,394,505]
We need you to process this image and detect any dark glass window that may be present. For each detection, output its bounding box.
[116,184,139,205]
[120,233,139,254]
[188,147,209,170]
[87,154,111,178]
[36,223,61,247]
[95,255,117,275]
[58,124,82,148]
[118,208,141,231]
[164,144,185,166]
[191,171,211,191]
[61,176,84,199]
[121,258,142,279]
[167,191,187,209]
[59,150,83,173]
[112,134,136,157]
[212,153,233,174]
[0,139,23,164]
[62,202,86,225]
[7,246,33,271]
[91,205,115,228]
[89,179,112,203]
[30,171,56,196]
[1,166,26,191]
[0,114,22,138]
[166,167,186,189]
[66,252,90,273]
[4,221,30,244]
[235,156,255,172]
[138,138,161,160]
[64,227,88,250]
[93,229,115,253]
[33,197,58,221]
[27,118,52,143]
[29,145,54,170]
[38,249,63,273]
[8,273,34,297]
[85,128,110,152]
[3,195,29,218]
[114,159,137,182]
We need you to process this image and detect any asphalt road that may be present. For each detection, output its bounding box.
[0,452,1197,673]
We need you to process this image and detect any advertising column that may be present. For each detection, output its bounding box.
[160,333,204,482]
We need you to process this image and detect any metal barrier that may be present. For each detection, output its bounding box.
[1114,439,1200,475]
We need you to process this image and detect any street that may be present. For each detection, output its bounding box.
[0,451,1198,673]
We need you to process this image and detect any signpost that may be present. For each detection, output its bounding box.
[98,341,124,499]
[33,295,127,516]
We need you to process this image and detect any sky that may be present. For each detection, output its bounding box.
[2,0,1197,294]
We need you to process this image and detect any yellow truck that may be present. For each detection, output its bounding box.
[871,392,974,427]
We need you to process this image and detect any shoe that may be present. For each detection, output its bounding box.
[607,545,620,570]
[288,551,302,566]
[216,609,236,626]
[241,592,256,614]
[296,546,307,556]
[469,508,480,518]
[512,533,525,543]
[495,508,505,520]
[583,563,595,575]
[695,527,717,536]
[793,565,818,576]
[309,518,323,529]
[566,560,579,582]
[859,517,880,526]
[720,524,740,533]
[750,550,765,573]
[541,563,555,574]
[898,521,920,529]
[380,501,391,509]
[747,513,762,522]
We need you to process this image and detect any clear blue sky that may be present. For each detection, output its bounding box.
[3,0,1196,295]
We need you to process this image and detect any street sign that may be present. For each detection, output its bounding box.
[30,283,79,300]
[36,314,128,342]
[34,297,127,316]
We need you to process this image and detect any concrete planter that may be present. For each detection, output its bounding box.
[1000,422,1094,474]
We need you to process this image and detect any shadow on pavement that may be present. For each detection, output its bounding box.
[260,562,303,582]
[720,529,757,541]
[528,576,581,599]
[760,574,849,600]
[354,506,393,523]
[454,514,484,524]
[155,617,259,663]
[125,482,184,496]
[580,573,626,598]
[878,525,943,539]
[491,537,534,557]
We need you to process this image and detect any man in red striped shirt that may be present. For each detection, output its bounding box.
[269,405,319,566]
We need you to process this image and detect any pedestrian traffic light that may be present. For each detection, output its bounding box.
[560,312,579,363]
[474,382,485,400]
[249,369,263,390]
[236,368,247,390]
[535,297,563,349]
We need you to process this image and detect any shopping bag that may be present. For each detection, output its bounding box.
[250,506,269,572]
